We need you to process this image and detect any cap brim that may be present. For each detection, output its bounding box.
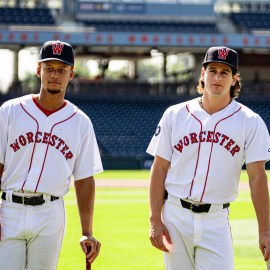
[38,58,74,66]
[203,60,237,72]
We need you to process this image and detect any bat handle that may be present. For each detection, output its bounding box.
[86,246,91,270]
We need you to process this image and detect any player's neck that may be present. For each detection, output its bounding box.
[35,92,65,111]
[200,95,232,115]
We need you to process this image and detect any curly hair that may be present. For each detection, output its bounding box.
[196,65,242,99]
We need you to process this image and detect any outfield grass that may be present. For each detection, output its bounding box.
[58,170,270,270]
[94,169,150,180]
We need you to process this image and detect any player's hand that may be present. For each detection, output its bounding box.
[80,235,101,263]
[259,231,270,261]
[259,230,270,261]
[149,217,172,252]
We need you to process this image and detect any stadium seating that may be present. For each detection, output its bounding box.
[79,19,218,33]
[0,7,55,25]
[229,12,270,32]
[69,96,179,158]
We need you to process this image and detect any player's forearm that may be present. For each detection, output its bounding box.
[75,177,95,236]
[250,173,270,233]
[149,156,170,221]
[247,161,270,233]
[150,179,165,221]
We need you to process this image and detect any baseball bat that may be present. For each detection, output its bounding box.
[86,246,91,270]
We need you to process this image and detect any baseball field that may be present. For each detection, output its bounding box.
[58,170,269,270]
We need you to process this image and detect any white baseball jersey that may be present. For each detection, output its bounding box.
[0,94,103,197]
[147,97,270,204]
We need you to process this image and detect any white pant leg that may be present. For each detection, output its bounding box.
[162,199,195,270]
[195,209,234,270]
[26,199,66,270]
[0,200,27,270]
[162,196,233,270]
[0,198,65,270]
[0,239,27,270]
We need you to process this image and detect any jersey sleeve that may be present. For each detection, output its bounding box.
[244,115,270,164]
[146,109,173,162]
[73,122,103,180]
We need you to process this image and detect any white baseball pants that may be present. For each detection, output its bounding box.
[0,196,65,270]
[162,194,234,270]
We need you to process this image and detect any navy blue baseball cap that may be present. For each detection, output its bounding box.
[203,46,238,72]
[38,40,74,66]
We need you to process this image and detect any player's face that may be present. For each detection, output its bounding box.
[37,60,74,95]
[201,62,236,98]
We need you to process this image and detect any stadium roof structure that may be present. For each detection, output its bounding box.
[0,26,270,58]
[1,0,270,59]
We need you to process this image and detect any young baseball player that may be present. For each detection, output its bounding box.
[147,46,270,270]
[0,40,103,269]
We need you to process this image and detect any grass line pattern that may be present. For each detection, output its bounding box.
[58,170,269,270]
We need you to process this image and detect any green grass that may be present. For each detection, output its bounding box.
[230,191,265,269]
[57,170,270,270]
[94,169,150,180]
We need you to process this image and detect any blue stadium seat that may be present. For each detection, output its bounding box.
[79,19,219,33]
[229,11,270,32]
[0,7,55,25]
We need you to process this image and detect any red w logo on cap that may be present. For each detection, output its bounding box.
[218,49,229,60]
[52,43,64,55]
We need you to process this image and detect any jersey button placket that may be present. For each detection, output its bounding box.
[192,120,215,201]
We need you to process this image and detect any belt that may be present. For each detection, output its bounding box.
[1,192,59,206]
[180,199,230,213]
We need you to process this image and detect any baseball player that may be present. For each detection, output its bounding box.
[0,40,103,269]
[147,46,270,270]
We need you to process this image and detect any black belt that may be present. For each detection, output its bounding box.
[1,192,59,206]
[180,199,230,213]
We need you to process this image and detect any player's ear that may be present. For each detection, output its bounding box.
[36,64,41,78]
[231,74,237,86]
[69,67,74,81]
[200,67,205,82]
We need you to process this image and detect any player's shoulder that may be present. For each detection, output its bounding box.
[165,99,190,114]
[164,98,198,120]
[0,94,25,111]
[66,100,93,126]
[234,100,266,127]
[236,100,260,118]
